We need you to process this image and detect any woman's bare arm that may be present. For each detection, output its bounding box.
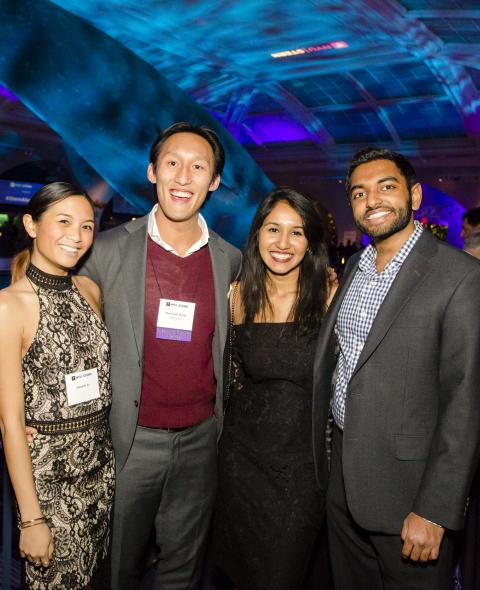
[0,290,53,566]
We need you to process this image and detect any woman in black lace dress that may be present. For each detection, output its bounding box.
[0,182,114,589]
[212,187,335,590]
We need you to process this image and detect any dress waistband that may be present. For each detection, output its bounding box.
[26,407,110,435]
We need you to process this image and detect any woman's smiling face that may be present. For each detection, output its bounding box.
[258,200,308,278]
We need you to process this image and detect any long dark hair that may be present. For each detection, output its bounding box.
[240,187,329,334]
[11,181,93,283]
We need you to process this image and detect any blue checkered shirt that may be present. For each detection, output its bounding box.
[332,222,424,430]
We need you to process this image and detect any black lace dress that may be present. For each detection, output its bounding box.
[212,323,325,590]
[22,265,115,590]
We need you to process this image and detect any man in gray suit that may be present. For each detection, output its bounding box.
[312,147,480,589]
[80,122,241,589]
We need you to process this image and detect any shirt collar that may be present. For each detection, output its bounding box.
[359,221,424,274]
[147,204,210,257]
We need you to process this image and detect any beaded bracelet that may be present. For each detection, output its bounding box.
[19,516,46,530]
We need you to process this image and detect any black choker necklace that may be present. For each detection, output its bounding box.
[26,263,73,291]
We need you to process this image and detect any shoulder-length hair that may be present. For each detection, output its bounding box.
[239,187,329,334]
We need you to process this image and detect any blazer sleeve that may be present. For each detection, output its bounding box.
[78,236,104,287]
[412,265,480,529]
[231,248,242,281]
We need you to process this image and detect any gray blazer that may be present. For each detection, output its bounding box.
[312,230,480,533]
[80,215,242,471]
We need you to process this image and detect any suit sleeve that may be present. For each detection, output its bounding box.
[231,248,242,281]
[78,239,102,288]
[412,265,480,530]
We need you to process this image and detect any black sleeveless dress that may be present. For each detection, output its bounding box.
[22,265,115,590]
[212,323,325,590]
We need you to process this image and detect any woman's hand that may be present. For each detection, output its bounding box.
[326,266,339,308]
[19,523,54,568]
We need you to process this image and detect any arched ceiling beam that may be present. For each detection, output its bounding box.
[408,10,480,19]
[343,73,401,145]
[190,77,246,106]
[311,94,450,113]
[441,44,480,70]
[240,123,266,147]
[340,0,480,135]
[262,82,335,147]
[222,86,259,138]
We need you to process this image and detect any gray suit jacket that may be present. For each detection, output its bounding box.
[80,215,241,471]
[313,230,480,533]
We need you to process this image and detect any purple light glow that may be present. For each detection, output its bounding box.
[243,114,314,143]
[464,111,480,135]
[417,184,465,247]
[0,85,18,101]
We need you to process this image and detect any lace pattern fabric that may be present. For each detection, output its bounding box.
[22,282,114,590]
[213,322,325,590]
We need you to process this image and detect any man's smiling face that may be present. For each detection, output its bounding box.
[349,159,421,241]
[147,131,220,225]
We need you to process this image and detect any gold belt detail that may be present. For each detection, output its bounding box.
[26,407,109,435]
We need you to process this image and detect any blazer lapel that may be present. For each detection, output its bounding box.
[352,231,436,378]
[315,257,360,366]
[208,233,229,354]
[119,218,148,360]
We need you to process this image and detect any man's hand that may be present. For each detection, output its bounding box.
[401,512,445,562]
[25,426,37,444]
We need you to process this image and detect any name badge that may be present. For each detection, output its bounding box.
[156,298,195,342]
[65,367,100,406]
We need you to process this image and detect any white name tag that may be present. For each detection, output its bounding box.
[156,298,196,342]
[65,367,100,406]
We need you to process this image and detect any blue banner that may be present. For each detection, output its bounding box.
[0,179,43,206]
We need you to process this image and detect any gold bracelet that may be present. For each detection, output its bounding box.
[19,516,46,530]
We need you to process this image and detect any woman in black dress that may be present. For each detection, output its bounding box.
[212,187,335,590]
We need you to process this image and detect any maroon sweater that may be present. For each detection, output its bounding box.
[138,238,216,428]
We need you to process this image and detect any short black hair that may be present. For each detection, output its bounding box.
[345,147,418,196]
[149,122,225,179]
[462,206,480,226]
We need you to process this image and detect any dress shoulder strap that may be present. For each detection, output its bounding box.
[229,281,239,327]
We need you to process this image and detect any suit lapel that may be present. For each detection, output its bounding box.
[119,218,148,360]
[352,231,436,377]
[316,258,359,360]
[208,233,229,353]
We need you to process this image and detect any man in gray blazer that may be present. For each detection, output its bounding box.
[80,122,241,590]
[312,147,480,590]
